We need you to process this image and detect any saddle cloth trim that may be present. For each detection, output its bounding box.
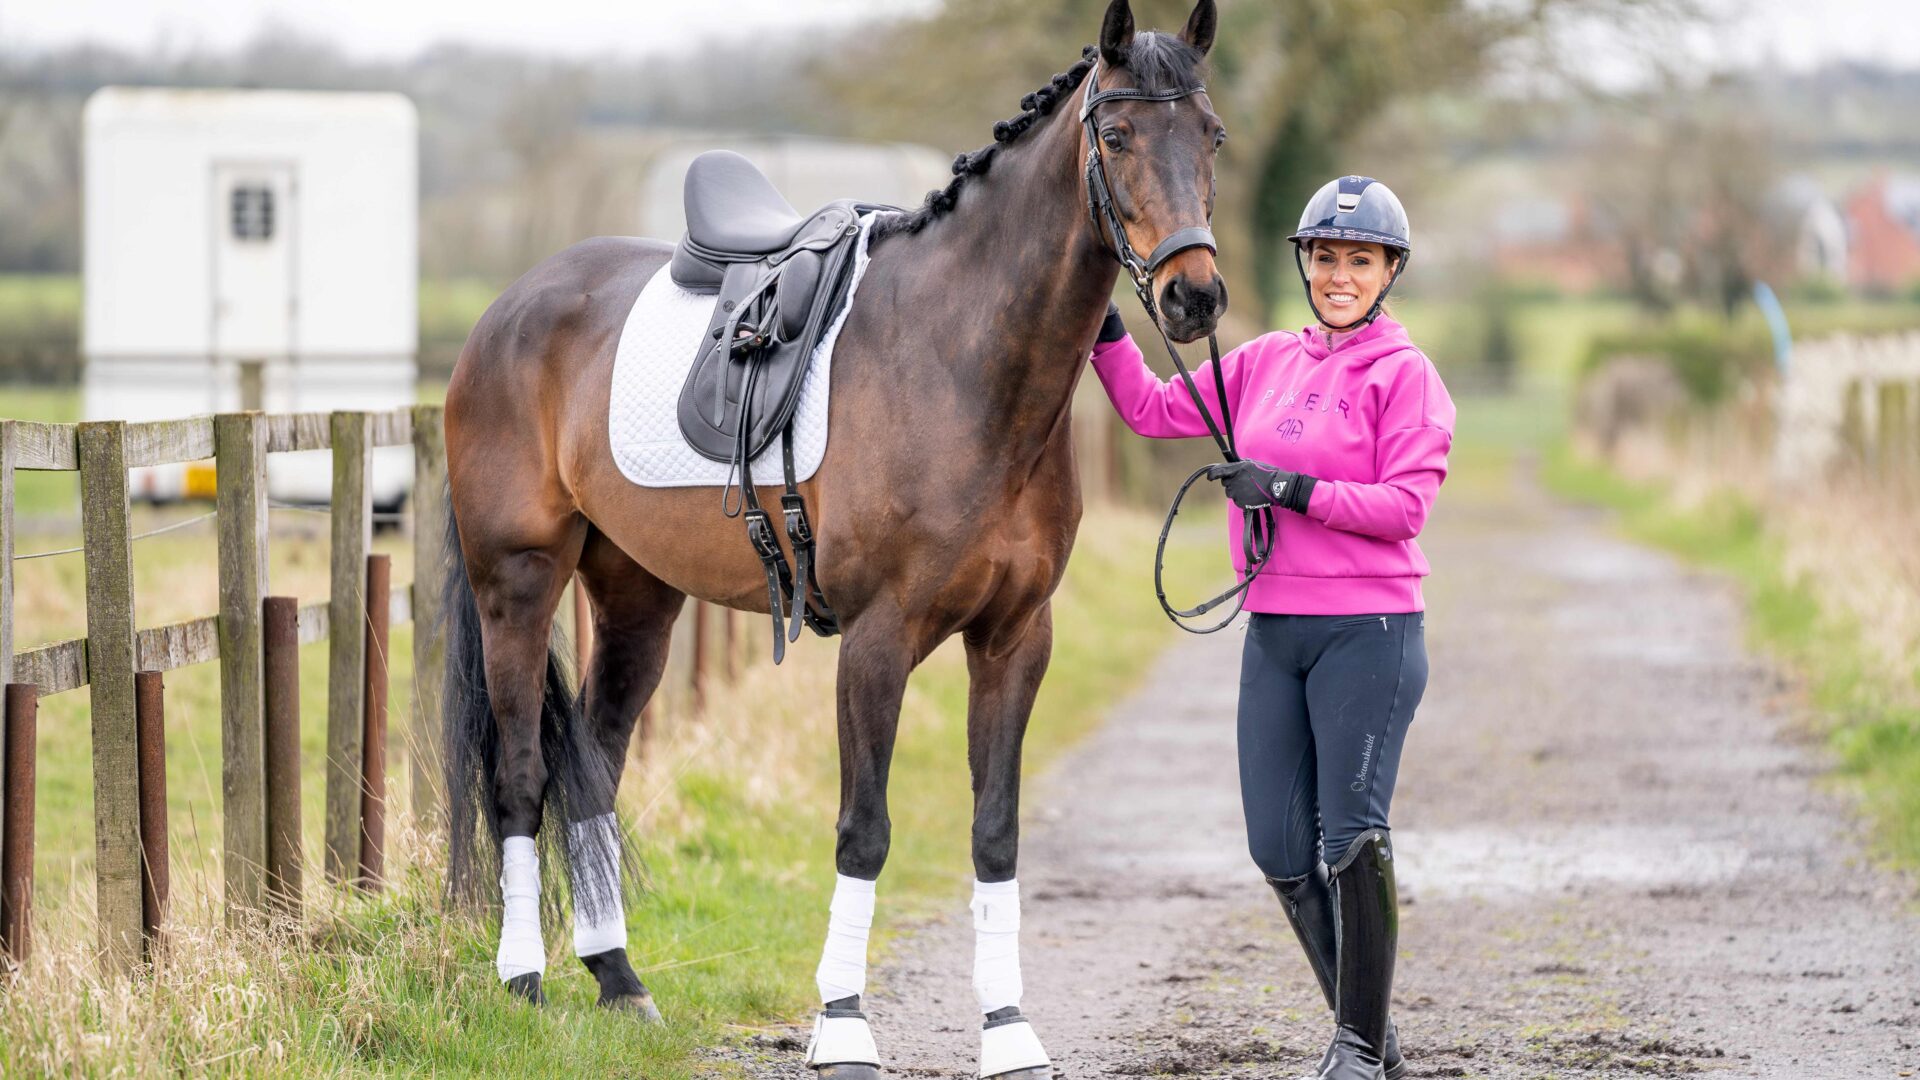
[608,213,876,489]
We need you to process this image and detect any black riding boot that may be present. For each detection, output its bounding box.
[1269,863,1405,1080]
[1316,829,1398,1080]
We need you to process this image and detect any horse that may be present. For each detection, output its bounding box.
[440,2,1227,1074]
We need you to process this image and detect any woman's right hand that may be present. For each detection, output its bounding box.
[1097,301,1128,344]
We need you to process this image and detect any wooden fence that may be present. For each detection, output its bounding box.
[0,407,445,971]
[0,405,740,975]
[1772,331,1920,482]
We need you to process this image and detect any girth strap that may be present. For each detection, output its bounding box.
[733,409,838,664]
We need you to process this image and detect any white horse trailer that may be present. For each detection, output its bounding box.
[82,87,418,507]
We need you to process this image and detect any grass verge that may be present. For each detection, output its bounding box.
[1540,444,1920,870]
[0,505,1218,1076]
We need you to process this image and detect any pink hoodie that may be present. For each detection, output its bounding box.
[1091,315,1454,615]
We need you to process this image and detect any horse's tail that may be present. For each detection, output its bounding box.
[441,495,622,919]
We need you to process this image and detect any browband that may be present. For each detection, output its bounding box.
[1080,80,1207,121]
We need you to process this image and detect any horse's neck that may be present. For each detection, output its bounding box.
[884,102,1119,460]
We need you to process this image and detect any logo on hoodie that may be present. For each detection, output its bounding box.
[1277,418,1305,443]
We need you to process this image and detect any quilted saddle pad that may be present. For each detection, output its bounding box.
[608,212,876,488]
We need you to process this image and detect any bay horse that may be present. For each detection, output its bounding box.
[441,2,1226,1074]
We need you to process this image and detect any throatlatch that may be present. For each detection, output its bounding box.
[1079,59,1273,633]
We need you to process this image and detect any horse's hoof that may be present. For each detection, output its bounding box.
[811,1066,883,1080]
[504,972,546,1006]
[985,1069,1052,1080]
[600,991,663,1022]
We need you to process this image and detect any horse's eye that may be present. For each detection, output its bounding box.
[1213,128,1228,150]
[1101,129,1125,152]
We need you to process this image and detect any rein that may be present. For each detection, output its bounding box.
[1081,63,1274,634]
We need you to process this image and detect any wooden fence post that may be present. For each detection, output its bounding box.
[262,597,302,919]
[722,608,737,684]
[1,423,15,689]
[77,420,143,972]
[214,412,268,919]
[135,671,167,959]
[1,422,16,860]
[325,411,371,882]
[358,555,390,890]
[410,405,447,821]
[692,603,711,713]
[1877,380,1911,476]
[1,684,34,968]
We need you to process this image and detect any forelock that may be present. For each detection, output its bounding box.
[1120,31,1204,94]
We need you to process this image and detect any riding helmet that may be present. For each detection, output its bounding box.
[1288,176,1412,330]
[1288,176,1411,256]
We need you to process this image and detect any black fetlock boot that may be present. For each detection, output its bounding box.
[1316,830,1398,1080]
[1268,864,1405,1080]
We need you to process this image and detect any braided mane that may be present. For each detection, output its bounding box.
[872,33,1207,240]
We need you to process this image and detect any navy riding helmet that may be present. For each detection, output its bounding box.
[1288,176,1412,331]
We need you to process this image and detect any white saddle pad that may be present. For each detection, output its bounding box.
[609,213,876,488]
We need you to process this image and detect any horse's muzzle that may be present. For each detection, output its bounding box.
[1159,272,1228,344]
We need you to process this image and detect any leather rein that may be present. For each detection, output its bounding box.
[1080,64,1274,634]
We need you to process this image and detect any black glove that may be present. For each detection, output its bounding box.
[1208,459,1316,515]
[1097,301,1128,344]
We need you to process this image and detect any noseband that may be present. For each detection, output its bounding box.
[1081,63,1273,635]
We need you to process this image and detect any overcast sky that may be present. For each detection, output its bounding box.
[2,0,1917,73]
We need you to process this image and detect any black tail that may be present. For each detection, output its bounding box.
[441,497,625,922]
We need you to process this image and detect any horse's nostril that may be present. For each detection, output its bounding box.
[1182,281,1216,321]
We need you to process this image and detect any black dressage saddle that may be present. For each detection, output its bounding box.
[668,150,886,661]
[671,150,865,465]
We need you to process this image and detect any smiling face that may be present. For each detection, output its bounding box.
[1305,239,1398,328]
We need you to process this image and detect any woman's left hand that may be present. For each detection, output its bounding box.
[1208,459,1317,515]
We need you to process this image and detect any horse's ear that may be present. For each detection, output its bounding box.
[1179,0,1217,56]
[1100,0,1135,67]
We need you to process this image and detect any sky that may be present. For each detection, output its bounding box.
[1,0,1917,73]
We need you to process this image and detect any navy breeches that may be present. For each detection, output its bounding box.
[1237,612,1428,879]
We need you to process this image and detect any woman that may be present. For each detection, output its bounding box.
[1091,177,1452,1080]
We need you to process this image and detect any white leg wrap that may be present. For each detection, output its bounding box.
[971,878,1024,1013]
[569,813,626,957]
[805,1009,882,1068]
[980,1016,1051,1078]
[496,835,545,981]
[814,874,877,1003]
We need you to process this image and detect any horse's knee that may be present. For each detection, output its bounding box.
[835,816,892,880]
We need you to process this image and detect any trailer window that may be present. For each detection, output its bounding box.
[230,185,275,241]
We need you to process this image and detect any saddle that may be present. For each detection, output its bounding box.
[669,150,877,661]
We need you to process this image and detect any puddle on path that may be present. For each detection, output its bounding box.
[1395,824,1753,901]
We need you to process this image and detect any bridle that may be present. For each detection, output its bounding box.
[1081,61,1274,634]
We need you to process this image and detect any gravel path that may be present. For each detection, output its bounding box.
[740,459,1919,1079]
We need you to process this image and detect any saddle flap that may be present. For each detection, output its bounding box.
[776,250,823,342]
[675,222,863,465]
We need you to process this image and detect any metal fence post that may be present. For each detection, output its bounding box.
[358,555,390,890]
[262,597,302,920]
[1,684,35,968]
[135,671,168,959]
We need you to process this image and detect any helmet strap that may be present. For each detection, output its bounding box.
[1294,245,1410,334]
